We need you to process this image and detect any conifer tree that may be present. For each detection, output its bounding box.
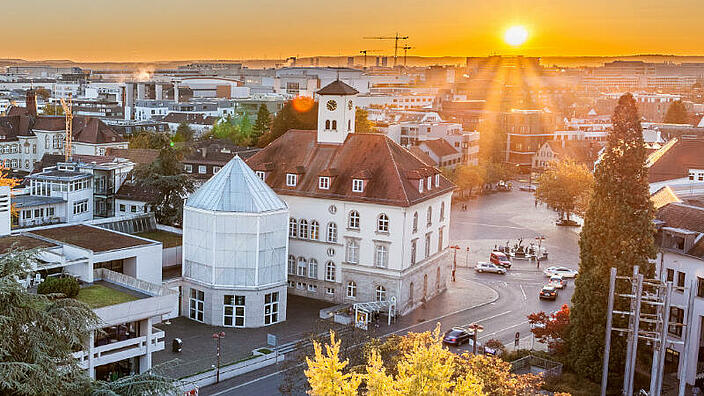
[568,93,656,383]
[663,100,689,124]
[252,103,272,143]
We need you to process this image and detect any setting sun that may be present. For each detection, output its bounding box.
[504,25,529,46]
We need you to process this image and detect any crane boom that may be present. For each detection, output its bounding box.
[363,33,409,67]
[59,94,73,162]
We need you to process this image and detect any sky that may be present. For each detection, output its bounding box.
[2,0,703,62]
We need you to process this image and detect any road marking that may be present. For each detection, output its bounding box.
[454,221,531,231]
[520,285,527,300]
[479,320,530,340]
[461,310,512,328]
[208,370,282,395]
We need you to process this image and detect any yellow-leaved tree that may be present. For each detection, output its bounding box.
[304,331,363,396]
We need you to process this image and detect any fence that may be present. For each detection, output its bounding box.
[177,351,285,391]
[510,354,562,378]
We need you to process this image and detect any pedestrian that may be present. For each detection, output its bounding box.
[534,199,538,208]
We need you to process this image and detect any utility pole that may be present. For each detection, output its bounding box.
[212,331,226,383]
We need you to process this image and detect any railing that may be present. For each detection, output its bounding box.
[74,328,165,369]
[510,354,562,378]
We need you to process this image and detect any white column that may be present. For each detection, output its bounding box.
[88,331,96,379]
[139,317,153,373]
[155,83,163,100]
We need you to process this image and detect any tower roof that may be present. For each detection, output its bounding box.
[316,80,359,96]
[186,155,287,213]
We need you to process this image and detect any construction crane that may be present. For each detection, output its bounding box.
[363,33,409,67]
[359,50,382,67]
[59,93,73,162]
[402,45,413,66]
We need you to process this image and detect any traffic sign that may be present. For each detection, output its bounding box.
[267,334,277,347]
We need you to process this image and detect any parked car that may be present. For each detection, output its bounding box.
[519,185,536,192]
[475,262,507,274]
[443,328,471,346]
[490,251,512,268]
[544,266,578,278]
[548,274,566,289]
[539,285,558,300]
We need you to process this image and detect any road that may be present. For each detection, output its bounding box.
[202,187,580,395]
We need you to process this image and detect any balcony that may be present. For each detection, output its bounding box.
[74,328,165,369]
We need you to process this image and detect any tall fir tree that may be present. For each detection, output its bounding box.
[252,103,272,143]
[568,93,656,384]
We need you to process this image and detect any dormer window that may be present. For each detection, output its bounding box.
[435,174,440,187]
[286,173,297,187]
[427,176,432,190]
[256,171,266,181]
[419,179,424,193]
[352,179,364,193]
[319,176,330,190]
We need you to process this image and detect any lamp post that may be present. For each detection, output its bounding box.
[535,236,545,268]
[212,331,226,383]
[467,323,484,355]
[465,246,470,268]
[450,245,460,282]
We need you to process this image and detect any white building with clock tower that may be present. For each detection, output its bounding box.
[247,79,455,317]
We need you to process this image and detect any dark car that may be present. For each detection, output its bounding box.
[539,286,558,300]
[442,328,471,346]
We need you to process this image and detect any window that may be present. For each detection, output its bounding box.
[213,166,221,174]
[677,272,686,290]
[309,259,318,279]
[352,179,364,193]
[256,171,266,180]
[376,214,390,233]
[319,177,330,190]
[427,176,432,190]
[440,202,445,221]
[413,212,418,232]
[48,207,54,216]
[698,277,704,298]
[411,240,417,265]
[198,165,207,174]
[376,286,387,302]
[308,284,318,292]
[299,220,309,238]
[289,218,297,238]
[297,257,307,277]
[264,292,279,325]
[325,120,330,130]
[348,210,360,229]
[73,199,88,215]
[184,164,192,173]
[375,245,389,268]
[286,173,297,187]
[223,295,245,327]
[325,261,336,281]
[310,221,320,240]
[435,174,440,187]
[419,179,424,193]
[425,233,432,257]
[669,307,684,337]
[326,287,335,295]
[288,281,295,288]
[666,268,674,283]
[189,288,204,322]
[427,207,432,226]
[347,281,357,298]
[131,205,137,213]
[438,228,444,252]
[346,239,359,264]
[288,255,296,275]
[119,204,126,212]
[327,222,338,243]
[297,282,305,290]
[332,120,337,130]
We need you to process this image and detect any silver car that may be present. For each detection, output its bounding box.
[475,262,507,275]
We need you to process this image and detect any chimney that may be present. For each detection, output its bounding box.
[26,90,37,117]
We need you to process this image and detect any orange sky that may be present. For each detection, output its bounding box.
[2,0,703,61]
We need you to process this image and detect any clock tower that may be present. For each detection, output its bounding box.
[315,79,359,144]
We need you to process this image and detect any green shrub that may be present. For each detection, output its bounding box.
[37,276,80,298]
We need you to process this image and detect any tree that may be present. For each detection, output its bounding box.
[257,98,318,147]
[483,162,515,186]
[455,165,485,196]
[528,304,570,355]
[129,129,171,150]
[568,93,656,384]
[42,103,64,116]
[134,147,195,226]
[211,114,256,146]
[35,88,51,101]
[252,104,272,143]
[355,107,378,134]
[535,160,594,221]
[663,100,689,124]
[305,331,363,396]
[173,122,194,143]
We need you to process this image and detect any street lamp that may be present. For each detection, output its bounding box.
[535,236,545,268]
[212,331,226,383]
[467,323,484,355]
[465,246,470,268]
[450,245,460,282]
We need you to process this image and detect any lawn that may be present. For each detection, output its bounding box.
[76,285,139,308]
[135,230,183,248]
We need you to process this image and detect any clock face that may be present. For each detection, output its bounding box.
[326,100,337,111]
[348,100,353,110]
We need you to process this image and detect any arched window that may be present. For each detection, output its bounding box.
[325,120,330,130]
[327,222,338,243]
[348,120,351,131]
[347,281,357,298]
[409,282,414,304]
[44,135,50,149]
[299,220,309,239]
[325,261,336,281]
[436,267,441,290]
[426,206,432,226]
[308,259,318,279]
[440,202,445,221]
[346,239,359,264]
[376,286,387,302]
[310,221,319,240]
[348,210,360,229]
[377,214,389,232]
[413,212,418,233]
[288,255,296,275]
[332,120,337,130]
[297,257,307,277]
[289,218,297,238]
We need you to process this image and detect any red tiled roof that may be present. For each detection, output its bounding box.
[656,202,704,257]
[72,117,125,144]
[418,139,459,158]
[246,130,454,207]
[316,80,359,96]
[409,146,436,167]
[648,138,704,183]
